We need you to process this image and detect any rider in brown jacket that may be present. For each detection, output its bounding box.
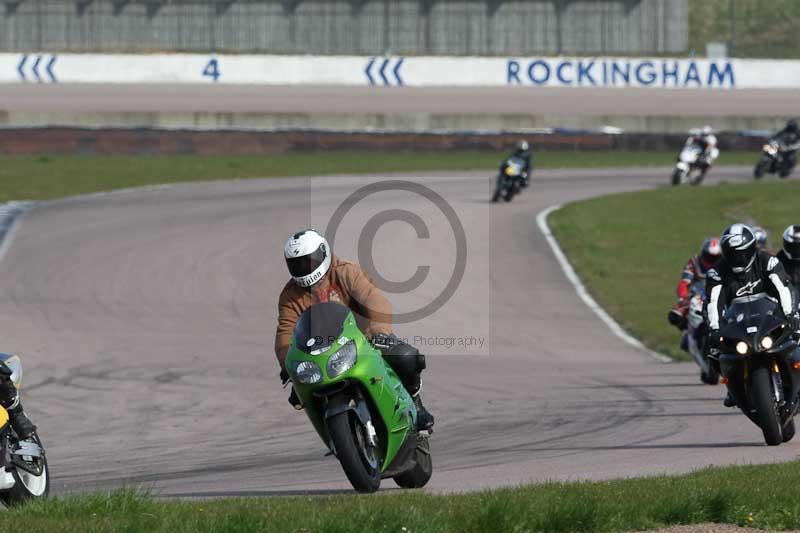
[275,229,434,430]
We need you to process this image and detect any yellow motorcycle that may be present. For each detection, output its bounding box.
[0,354,49,505]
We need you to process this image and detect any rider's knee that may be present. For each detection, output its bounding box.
[383,343,426,395]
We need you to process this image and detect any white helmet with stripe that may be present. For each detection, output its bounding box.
[782,224,800,260]
[284,229,331,288]
[720,223,757,274]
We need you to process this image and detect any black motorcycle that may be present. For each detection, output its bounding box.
[491,156,527,203]
[754,139,797,179]
[715,296,800,445]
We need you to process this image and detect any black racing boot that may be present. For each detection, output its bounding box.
[413,394,434,432]
[288,387,303,411]
[723,392,737,408]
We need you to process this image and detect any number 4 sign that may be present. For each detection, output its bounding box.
[203,58,220,82]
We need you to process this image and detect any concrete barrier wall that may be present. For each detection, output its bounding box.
[0,0,688,56]
[2,53,799,88]
[0,127,768,156]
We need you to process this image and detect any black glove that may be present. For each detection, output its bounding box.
[791,312,800,333]
[280,367,290,386]
[370,332,398,349]
[667,309,687,330]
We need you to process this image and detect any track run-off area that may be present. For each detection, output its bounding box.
[0,165,796,497]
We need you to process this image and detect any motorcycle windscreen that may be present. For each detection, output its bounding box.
[293,302,352,355]
[721,297,781,340]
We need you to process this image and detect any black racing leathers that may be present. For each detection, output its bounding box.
[704,251,794,332]
[777,250,800,311]
[774,129,800,148]
[774,130,800,168]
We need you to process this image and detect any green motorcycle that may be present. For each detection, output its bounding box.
[285,302,432,493]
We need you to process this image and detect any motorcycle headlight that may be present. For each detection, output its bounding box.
[292,360,322,384]
[504,166,515,176]
[761,336,773,350]
[327,342,357,378]
[764,144,778,155]
[736,341,749,355]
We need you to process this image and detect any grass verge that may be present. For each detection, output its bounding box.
[0,150,757,203]
[5,460,800,532]
[548,179,800,360]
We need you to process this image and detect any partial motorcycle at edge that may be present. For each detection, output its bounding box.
[0,354,49,505]
[713,296,800,446]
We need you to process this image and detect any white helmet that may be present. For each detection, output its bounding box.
[284,229,331,288]
[701,125,713,136]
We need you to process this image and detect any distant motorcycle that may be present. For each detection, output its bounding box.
[714,296,800,445]
[671,144,707,186]
[754,139,797,179]
[491,156,527,203]
[683,281,718,385]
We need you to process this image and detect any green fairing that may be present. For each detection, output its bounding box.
[285,310,416,471]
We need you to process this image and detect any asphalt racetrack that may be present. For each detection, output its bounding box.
[1,85,798,116]
[1,165,796,497]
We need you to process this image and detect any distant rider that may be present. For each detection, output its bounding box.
[504,140,533,188]
[753,226,768,251]
[668,237,721,332]
[685,126,719,178]
[772,119,800,169]
[705,224,798,407]
[777,224,800,307]
[274,229,434,431]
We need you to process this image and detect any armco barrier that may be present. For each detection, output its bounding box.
[0,128,768,156]
[2,54,800,88]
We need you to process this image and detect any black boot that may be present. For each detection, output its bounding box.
[8,404,35,440]
[723,392,737,408]
[413,394,434,432]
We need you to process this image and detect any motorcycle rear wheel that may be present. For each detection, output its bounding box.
[689,169,706,186]
[328,410,381,493]
[393,436,432,489]
[783,419,796,443]
[700,369,719,385]
[749,366,783,446]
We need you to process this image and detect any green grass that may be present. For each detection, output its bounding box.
[6,460,800,532]
[0,151,757,203]
[549,180,800,360]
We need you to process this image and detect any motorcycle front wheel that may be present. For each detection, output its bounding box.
[671,168,684,186]
[328,410,381,493]
[749,366,783,446]
[0,432,50,506]
[754,159,769,179]
[393,435,432,489]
